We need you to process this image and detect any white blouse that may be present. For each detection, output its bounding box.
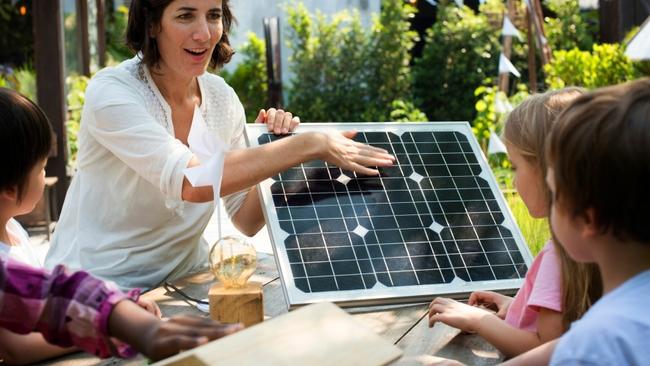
[45,56,249,289]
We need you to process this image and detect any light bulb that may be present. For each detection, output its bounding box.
[209,235,257,288]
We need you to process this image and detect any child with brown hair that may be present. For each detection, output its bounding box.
[426,88,601,358]
[545,78,650,365]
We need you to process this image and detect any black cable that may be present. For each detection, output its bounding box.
[163,281,209,305]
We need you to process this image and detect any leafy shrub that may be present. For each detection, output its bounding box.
[285,0,423,122]
[544,43,638,89]
[389,100,428,122]
[0,65,36,101]
[65,74,90,167]
[413,2,502,123]
[220,33,267,123]
[106,5,133,64]
[544,0,596,52]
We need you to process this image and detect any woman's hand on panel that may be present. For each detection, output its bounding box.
[309,130,395,176]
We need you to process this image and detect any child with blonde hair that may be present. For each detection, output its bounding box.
[427,88,601,358]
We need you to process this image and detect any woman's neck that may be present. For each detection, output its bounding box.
[149,62,200,106]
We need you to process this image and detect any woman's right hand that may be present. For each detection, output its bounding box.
[309,130,395,175]
[468,291,513,319]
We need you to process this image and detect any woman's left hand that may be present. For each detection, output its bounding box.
[428,297,492,332]
[256,108,300,135]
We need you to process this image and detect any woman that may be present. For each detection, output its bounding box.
[45,0,393,289]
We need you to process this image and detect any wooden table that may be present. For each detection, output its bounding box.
[42,253,503,366]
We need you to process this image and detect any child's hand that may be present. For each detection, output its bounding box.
[428,297,492,332]
[109,300,243,362]
[142,315,243,361]
[137,298,162,318]
[468,291,513,319]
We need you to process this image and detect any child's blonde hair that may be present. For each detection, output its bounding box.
[503,87,602,330]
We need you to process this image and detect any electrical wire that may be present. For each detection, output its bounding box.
[163,281,209,305]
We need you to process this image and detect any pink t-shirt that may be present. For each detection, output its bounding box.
[504,240,562,332]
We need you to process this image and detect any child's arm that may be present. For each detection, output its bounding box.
[500,339,559,366]
[0,329,75,365]
[108,300,243,361]
[0,258,241,360]
[428,297,563,358]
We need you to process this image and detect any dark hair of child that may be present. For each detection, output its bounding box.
[0,88,53,201]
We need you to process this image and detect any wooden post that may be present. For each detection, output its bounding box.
[263,17,283,109]
[529,0,551,65]
[526,6,537,93]
[498,0,516,93]
[33,0,69,216]
[209,282,264,327]
[96,0,106,67]
[77,0,91,76]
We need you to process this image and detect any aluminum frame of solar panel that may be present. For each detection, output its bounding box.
[245,122,533,308]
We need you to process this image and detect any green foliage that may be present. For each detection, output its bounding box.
[472,79,529,152]
[362,0,418,121]
[544,0,595,52]
[0,65,36,101]
[12,66,36,101]
[106,5,133,64]
[220,33,267,123]
[413,1,501,123]
[285,0,422,122]
[388,100,428,122]
[65,74,90,167]
[544,43,638,89]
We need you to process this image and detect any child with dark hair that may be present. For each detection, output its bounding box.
[0,87,52,267]
[545,78,650,365]
[0,88,241,363]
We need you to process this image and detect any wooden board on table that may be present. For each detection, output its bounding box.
[152,302,403,366]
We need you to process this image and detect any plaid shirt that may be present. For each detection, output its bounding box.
[0,257,139,358]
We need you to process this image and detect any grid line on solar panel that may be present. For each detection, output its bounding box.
[259,130,528,292]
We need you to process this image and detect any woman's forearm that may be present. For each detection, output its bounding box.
[182,133,319,202]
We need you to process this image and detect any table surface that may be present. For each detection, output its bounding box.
[40,253,503,366]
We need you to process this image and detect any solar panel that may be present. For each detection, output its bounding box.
[246,123,532,308]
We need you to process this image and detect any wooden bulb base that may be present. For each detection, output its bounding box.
[208,281,264,327]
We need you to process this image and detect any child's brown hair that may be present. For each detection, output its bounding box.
[548,78,650,243]
[504,88,602,330]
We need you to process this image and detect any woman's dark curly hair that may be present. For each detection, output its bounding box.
[126,0,235,69]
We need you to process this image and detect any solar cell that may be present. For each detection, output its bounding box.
[246,123,532,308]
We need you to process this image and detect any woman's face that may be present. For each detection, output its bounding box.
[154,0,223,77]
[506,142,548,218]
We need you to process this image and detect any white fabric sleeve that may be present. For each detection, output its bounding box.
[222,92,250,219]
[84,74,193,201]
